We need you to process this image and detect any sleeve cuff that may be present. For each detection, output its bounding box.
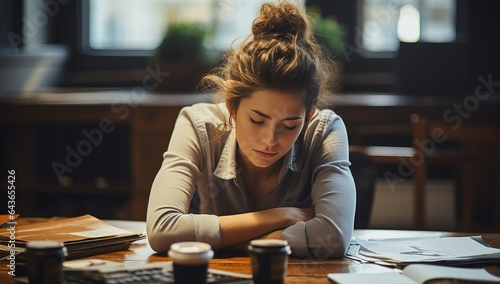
[193,214,221,249]
[282,221,309,258]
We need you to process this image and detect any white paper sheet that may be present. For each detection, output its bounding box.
[356,236,500,263]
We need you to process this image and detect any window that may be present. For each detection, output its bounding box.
[88,0,299,52]
[360,0,456,52]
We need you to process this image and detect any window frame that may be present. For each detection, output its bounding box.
[60,0,465,91]
[80,0,155,57]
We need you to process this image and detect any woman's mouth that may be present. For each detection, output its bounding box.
[254,150,278,159]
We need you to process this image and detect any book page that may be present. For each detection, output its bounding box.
[328,272,416,284]
[328,265,500,284]
[403,264,500,283]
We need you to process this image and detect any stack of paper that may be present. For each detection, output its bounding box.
[346,236,500,267]
[0,214,145,261]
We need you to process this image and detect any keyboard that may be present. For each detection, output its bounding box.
[63,260,252,283]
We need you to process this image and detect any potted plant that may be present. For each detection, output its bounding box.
[152,22,216,93]
[307,6,347,62]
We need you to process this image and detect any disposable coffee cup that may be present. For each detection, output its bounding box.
[248,239,291,284]
[168,241,214,284]
[26,241,67,284]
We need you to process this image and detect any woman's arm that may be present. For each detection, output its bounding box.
[218,207,314,248]
[147,106,216,253]
[220,230,285,253]
[282,112,356,259]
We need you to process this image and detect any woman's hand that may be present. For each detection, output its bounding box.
[220,230,286,253]
[218,207,315,248]
[278,207,315,227]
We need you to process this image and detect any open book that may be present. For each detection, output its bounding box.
[328,264,500,284]
[0,214,144,260]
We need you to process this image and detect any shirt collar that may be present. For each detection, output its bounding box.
[287,142,302,173]
[213,129,238,180]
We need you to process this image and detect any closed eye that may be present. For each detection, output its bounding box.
[282,124,297,131]
[251,117,298,131]
[250,118,264,124]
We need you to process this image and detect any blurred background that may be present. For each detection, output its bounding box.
[0,0,499,232]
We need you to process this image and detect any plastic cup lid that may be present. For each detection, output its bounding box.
[168,242,214,265]
[248,239,291,254]
[249,239,288,248]
[26,241,65,250]
[26,241,68,257]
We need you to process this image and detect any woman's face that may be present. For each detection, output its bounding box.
[232,89,306,168]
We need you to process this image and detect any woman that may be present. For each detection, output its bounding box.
[146,1,355,259]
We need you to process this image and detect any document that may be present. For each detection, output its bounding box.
[328,264,500,284]
[0,214,145,260]
[347,236,500,266]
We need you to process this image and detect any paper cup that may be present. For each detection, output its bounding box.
[248,239,291,284]
[168,242,214,284]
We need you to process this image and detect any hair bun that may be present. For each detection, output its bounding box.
[252,3,309,41]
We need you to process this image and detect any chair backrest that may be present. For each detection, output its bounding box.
[410,113,500,230]
[349,147,377,229]
[411,113,500,158]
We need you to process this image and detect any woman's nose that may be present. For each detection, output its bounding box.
[260,126,279,146]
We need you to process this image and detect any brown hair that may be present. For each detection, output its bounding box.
[201,1,341,128]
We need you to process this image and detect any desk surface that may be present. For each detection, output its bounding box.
[2,219,500,283]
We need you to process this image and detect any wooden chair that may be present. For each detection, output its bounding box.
[410,113,500,231]
[349,146,377,229]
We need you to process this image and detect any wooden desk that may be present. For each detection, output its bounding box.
[1,219,500,283]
